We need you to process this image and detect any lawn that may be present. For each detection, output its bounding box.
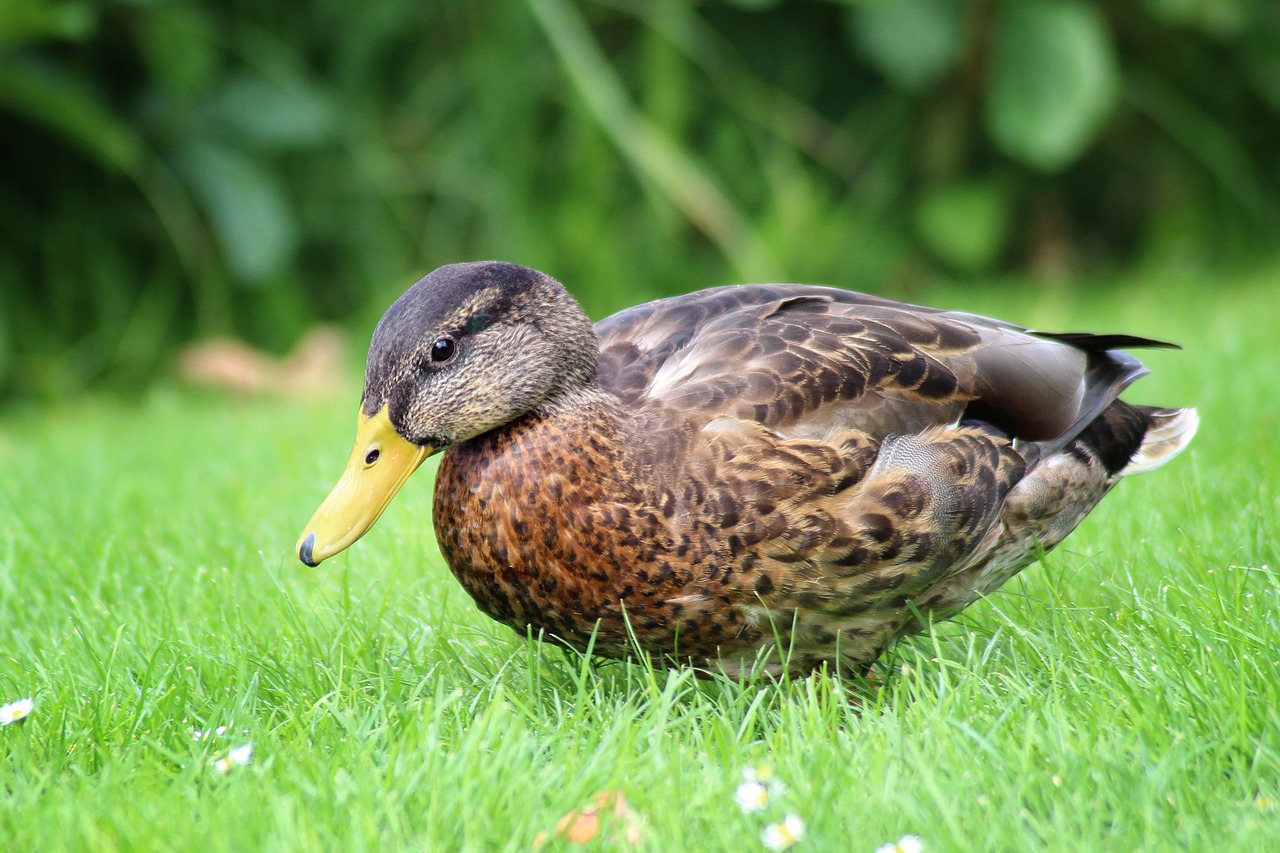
[1,265,1277,851]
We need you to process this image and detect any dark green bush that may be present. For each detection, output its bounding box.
[2,0,1277,398]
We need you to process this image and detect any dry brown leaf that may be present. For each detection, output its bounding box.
[177,325,348,399]
[532,790,644,849]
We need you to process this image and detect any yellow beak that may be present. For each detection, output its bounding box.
[296,405,433,566]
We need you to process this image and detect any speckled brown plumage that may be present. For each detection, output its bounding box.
[342,261,1197,677]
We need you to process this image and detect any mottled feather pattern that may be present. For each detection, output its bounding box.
[598,287,985,436]
[595,284,1138,451]
[346,263,1198,678]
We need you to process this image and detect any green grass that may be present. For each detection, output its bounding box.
[2,266,1278,851]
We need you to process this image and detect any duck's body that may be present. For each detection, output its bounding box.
[299,264,1196,677]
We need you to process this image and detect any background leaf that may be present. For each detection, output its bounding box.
[203,74,337,151]
[985,0,1119,171]
[848,0,964,91]
[0,60,141,173]
[137,5,220,101]
[173,140,298,284]
[0,0,95,46]
[913,179,1012,273]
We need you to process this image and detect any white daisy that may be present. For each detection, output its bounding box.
[0,697,34,726]
[875,834,925,853]
[736,779,770,812]
[743,765,787,796]
[193,724,228,741]
[212,743,253,773]
[762,814,804,850]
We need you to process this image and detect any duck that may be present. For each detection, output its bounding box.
[296,261,1197,678]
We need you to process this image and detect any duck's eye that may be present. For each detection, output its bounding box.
[364,448,380,465]
[430,337,456,363]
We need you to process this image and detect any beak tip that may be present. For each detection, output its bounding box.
[298,532,319,567]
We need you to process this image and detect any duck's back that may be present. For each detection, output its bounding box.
[596,284,1167,455]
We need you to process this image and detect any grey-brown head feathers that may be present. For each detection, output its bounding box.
[361,262,599,446]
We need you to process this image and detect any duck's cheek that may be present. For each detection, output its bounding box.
[296,405,434,566]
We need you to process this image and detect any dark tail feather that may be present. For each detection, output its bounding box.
[1075,400,1149,474]
[1031,331,1182,351]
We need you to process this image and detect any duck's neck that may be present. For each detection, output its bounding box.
[439,381,638,501]
[531,380,617,423]
[527,383,641,487]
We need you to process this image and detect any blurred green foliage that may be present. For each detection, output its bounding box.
[1,0,1278,399]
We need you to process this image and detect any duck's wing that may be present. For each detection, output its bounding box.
[595,284,1173,450]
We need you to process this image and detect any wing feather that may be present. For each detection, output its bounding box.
[595,284,1164,450]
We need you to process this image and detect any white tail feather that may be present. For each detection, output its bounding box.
[1121,408,1199,476]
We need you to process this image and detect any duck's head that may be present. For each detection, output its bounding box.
[295,261,597,566]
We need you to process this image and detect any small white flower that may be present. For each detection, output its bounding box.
[743,765,787,796]
[875,834,925,853]
[0,698,34,726]
[193,724,228,741]
[736,779,770,812]
[761,814,804,850]
[212,743,253,773]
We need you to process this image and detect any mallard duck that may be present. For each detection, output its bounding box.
[296,262,1196,678]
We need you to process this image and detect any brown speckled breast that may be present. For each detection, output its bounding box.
[432,394,759,667]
